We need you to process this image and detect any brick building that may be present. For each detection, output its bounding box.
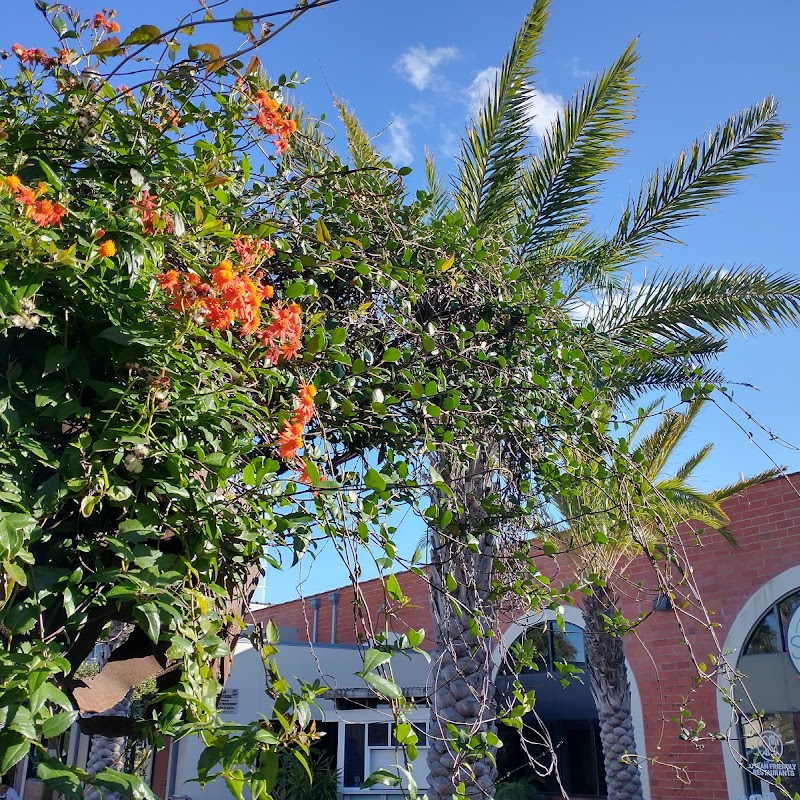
[249,471,800,800]
[15,473,800,800]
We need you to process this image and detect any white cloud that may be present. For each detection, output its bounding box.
[466,65,563,140]
[466,66,500,114]
[384,116,413,166]
[525,89,563,139]
[395,45,459,91]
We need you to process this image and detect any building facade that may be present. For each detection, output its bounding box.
[12,473,800,800]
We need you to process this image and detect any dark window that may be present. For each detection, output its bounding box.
[368,722,389,746]
[744,590,800,656]
[745,607,782,655]
[503,620,586,675]
[343,723,365,787]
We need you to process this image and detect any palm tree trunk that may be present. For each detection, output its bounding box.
[582,589,643,800]
[83,622,135,800]
[426,451,500,800]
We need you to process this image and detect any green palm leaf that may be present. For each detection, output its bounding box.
[454,0,549,231]
[586,265,800,344]
[612,97,783,261]
[424,148,451,221]
[521,40,638,252]
[334,96,383,168]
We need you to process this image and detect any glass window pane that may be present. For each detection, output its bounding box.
[742,713,800,796]
[551,621,584,665]
[344,724,365,787]
[368,722,389,746]
[780,592,800,647]
[745,608,782,655]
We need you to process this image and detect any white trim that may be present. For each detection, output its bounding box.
[717,565,800,800]
[492,606,651,800]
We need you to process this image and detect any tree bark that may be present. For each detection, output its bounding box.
[426,450,500,800]
[83,622,135,800]
[582,589,644,800]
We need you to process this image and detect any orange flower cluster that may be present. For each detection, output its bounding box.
[252,91,297,154]
[1,175,66,227]
[157,260,275,336]
[92,13,120,33]
[257,302,302,364]
[278,382,317,461]
[131,190,173,235]
[232,236,275,268]
[11,44,64,69]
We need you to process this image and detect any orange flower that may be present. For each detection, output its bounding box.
[98,240,116,258]
[295,382,317,425]
[3,175,21,193]
[92,13,119,33]
[26,199,66,227]
[157,270,181,294]
[211,260,235,289]
[278,420,304,461]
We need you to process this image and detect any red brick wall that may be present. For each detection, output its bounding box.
[257,473,800,799]
[254,568,435,648]
[619,472,800,799]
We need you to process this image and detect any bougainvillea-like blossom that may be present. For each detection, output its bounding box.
[257,302,302,364]
[131,189,174,235]
[276,380,318,467]
[232,236,275,268]
[11,44,57,69]
[92,13,120,33]
[1,175,66,227]
[157,260,276,337]
[252,90,297,154]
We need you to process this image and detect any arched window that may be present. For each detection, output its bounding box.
[738,589,800,798]
[743,589,800,656]
[496,621,605,799]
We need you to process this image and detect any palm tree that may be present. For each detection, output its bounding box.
[556,398,778,800]
[332,2,800,797]
[83,622,135,800]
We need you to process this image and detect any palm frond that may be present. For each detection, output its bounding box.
[521,41,638,252]
[424,148,452,221]
[711,467,783,502]
[334,97,383,169]
[672,443,713,483]
[612,97,783,261]
[454,0,550,231]
[587,265,800,344]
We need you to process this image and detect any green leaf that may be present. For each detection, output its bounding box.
[361,647,391,674]
[232,9,254,34]
[385,573,406,603]
[122,25,161,46]
[43,344,75,376]
[382,347,402,362]
[134,602,161,642]
[89,36,122,57]
[362,671,403,700]
[36,757,85,800]
[362,769,402,789]
[41,710,78,738]
[364,469,387,492]
[316,217,331,245]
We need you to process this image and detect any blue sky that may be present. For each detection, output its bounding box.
[5,1,800,602]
